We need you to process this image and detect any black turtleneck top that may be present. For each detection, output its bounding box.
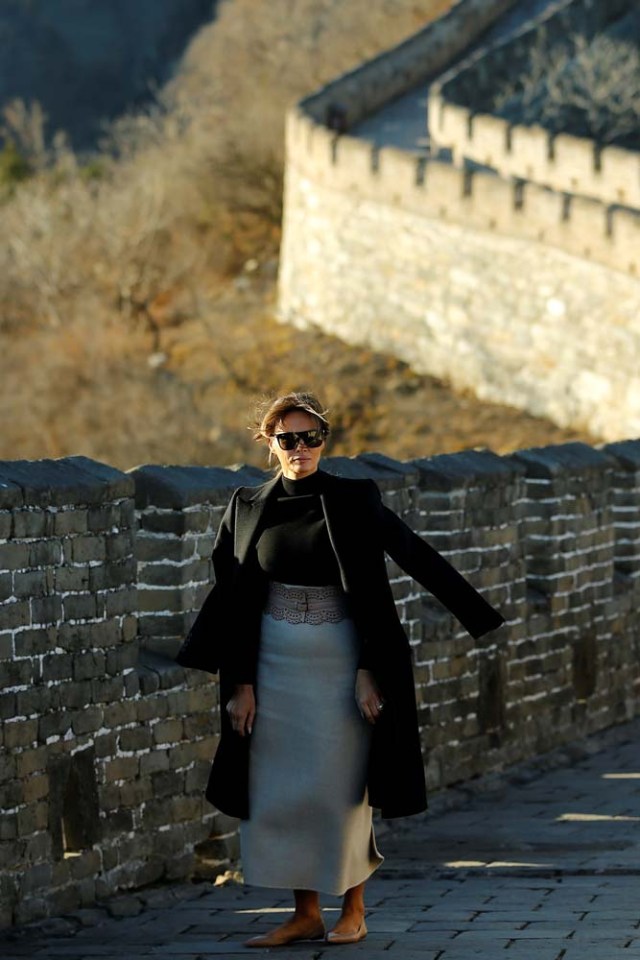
[255,469,342,586]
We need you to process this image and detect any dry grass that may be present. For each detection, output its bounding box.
[0,269,592,470]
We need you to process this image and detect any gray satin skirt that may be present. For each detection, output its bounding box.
[240,582,384,895]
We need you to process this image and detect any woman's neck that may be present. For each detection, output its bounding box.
[281,469,323,495]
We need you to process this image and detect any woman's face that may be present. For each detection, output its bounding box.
[268,411,325,480]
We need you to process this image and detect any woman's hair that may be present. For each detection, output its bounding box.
[252,392,330,465]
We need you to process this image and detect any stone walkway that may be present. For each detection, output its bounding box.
[2,719,640,959]
[352,0,560,154]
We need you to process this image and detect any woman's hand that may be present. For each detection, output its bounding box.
[226,684,256,736]
[355,669,385,724]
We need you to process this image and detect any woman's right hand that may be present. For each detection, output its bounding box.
[226,684,256,736]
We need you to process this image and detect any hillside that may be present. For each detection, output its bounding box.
[0,0,594,470]
[0,0,216,150]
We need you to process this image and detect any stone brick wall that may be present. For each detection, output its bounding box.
[279,123,640,438]
[1,443,640,929]
[130,464,264,660]
[278,0,640,440]
[0,459,222,929]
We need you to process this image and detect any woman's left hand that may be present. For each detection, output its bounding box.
[355,669,385,724]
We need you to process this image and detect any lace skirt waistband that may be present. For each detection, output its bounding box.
[264,581,350,625]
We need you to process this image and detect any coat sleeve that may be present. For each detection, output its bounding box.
[174,489,238,674]
[373,483,505,639]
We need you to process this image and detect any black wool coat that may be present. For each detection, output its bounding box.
[175,470,504,820]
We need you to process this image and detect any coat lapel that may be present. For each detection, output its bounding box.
[234,473,280,564]
[319,477,351,593]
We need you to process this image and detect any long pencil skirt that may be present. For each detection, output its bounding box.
[240,583,384,895]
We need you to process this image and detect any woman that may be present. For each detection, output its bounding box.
[176,391,504,948]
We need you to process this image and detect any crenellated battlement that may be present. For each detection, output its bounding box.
[429,0,640,209]
[287,108,640,276]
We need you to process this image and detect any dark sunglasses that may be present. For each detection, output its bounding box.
[273,429,326,450]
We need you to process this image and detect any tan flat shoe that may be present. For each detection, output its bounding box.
[244,921,326,948]
[326,919,368,944]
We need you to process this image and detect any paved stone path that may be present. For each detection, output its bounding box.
[2,718,639,959]
[352,0,559,154]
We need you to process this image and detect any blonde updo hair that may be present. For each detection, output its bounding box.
[253,392,330,466]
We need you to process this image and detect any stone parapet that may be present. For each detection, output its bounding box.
[130,464,267,660]
[300,0,519,128]
[285,106,639,277]
[1,445,639,927]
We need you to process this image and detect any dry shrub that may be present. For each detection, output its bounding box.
[492,31,640,148]
[164,0,452,212]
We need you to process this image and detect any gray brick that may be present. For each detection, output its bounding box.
[103,700,137,726]
[72,705,104,735]
[0,599,30,630]
[0,691,17,719]
[151,769,186,799]
[118,727,152,752]
[0,631,13,660]
[0,511,12,537]
[71,535,106,563]
[0,542,30,570]
[11,509,50,539]
[85,618,125,648]
[105,531,133,561]
[0,812,17,841]
[140,749,170,775]
[135,536,189,563]
[139,510,188,535]
[54,565,91,592]
[48,679,91,712]
[106,644,138,674]
[91,675,125,703]
[52,620,92,652]
[53,507,88,535]
[0,656,35,688]
[28,539,62,566]
[62,592,98,621]
[138,587,184,613]
[0,571,13,602]
[87,503,122,532]
[4,717,38,748]
[119,499,136,529]
[104,587,137,617]
[89,559,135,591]
[94,731,118,758]
[30,594,62,625]
[73,650,106,680]
[139,558,210,587]
[41,652,73,683]
[137,612,184,638]
[12,568,49,599]
[16,685,53,715]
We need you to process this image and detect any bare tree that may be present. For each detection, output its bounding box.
[492,32,640,148]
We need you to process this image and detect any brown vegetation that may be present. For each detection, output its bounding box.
[0,0,594,471]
